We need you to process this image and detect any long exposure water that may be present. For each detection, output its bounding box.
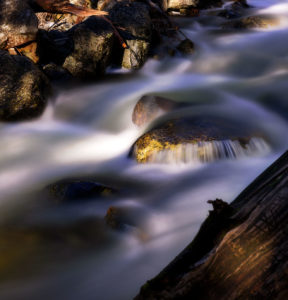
[0,0,288,299]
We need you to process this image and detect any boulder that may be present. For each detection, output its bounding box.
[135,150,288,299]
[109,1,152,69]
[0,51,51,121]
[130,116,269,163]
[132,95,187,127]
[62,16,114,78]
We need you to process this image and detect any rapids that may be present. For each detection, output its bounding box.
[0,0,288,299]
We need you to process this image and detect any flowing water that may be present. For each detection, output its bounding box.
[0,0,288,299]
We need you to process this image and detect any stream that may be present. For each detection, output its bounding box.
[0,0,288,299]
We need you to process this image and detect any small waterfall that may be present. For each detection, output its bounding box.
[146,137,271,164]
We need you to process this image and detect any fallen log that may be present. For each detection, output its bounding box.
[135,151,288,299]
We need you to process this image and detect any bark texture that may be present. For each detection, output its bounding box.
[135,150,288,299]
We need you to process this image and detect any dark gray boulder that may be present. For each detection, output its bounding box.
[62,16,114,78]
[109,1,152,69]
[0,51,51,121]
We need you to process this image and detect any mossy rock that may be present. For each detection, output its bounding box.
[130,116,267,163]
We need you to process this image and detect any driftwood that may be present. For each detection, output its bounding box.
[135,151,288,299]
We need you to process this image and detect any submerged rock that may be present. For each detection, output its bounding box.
[47,179,117,202]
[135,150,288,299]
[176,38,195,55]
[130,116,270,163]
[223,15,280,29]
[109,1,152,69]
[105,206,142,231]
[0,216,109,280]
[0,51,51,121]
[218,0,250,20]
[132,95,182,127]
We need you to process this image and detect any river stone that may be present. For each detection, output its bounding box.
[47,179,117,202]
[132,95,186,127]
[109,1,152,69]
[62,16,114,78]
[0,51,51,121]
[130,116,263,163]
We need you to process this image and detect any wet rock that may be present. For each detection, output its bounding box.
[0,51,51,121]
[135,151,288,300]
[62,16,114,78]
[222,15,280,30]
[130,116,268,163]
[105,206,140,230]
[47,179,117,202]
[132,95,185,127]
[176,38,195,55]
[109,1,152,69]
[0,0,39,61]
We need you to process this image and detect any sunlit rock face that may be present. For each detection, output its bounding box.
[130,116,270,164]
[164,0,223,13]
[0,50,51,121]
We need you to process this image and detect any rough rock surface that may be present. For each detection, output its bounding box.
[63,16,114,78]
[109,1,152,69]
[135,150,288,299]
[0,51,51,121]
[132,95,189,127]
